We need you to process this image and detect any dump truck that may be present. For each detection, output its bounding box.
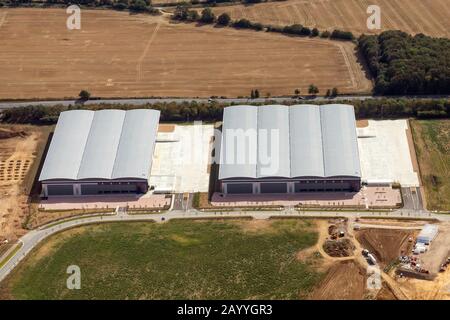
[367,253,377,265]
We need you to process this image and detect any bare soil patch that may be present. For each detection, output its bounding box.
[356,119,368,128]
[0,124,52,242]
[310,260,366,300]
[399,267,450,300]
[376,281,398,300]
[157,124,175,133]
[356,228,416,267]
[0,8,371,99]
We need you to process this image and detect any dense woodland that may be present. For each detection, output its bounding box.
[358,31,450,95]
[1,99,448,124]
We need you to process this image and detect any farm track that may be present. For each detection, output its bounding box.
[136,22,161,82]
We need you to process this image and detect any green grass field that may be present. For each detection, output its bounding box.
[0,219,322,299]
[411,119,450,211]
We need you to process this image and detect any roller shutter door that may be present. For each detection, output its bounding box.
[226,183,253,194]
[260,183,287,193]
[47,184,74,196]
[81,184,138,195]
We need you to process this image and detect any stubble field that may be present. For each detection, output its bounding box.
[0,8,371,99]
[212,0,450,38]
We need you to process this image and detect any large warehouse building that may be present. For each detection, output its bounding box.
[39,109,160,197]
[218,104,361,194]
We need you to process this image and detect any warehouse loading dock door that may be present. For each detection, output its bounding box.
[47,184,74,196]
[260,183,287,193]
[226,183,253,194]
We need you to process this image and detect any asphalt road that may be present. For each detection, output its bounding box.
[402,187,424,211]
[0,206,448,283]
[0,95,449,109]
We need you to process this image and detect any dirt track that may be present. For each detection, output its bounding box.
[0,8,372,99]
[212,0,450,38]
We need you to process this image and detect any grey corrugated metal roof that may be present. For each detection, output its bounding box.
[77,110,126,179]
[39,110,94,181]
[39,109,160,181]
[290,105,325,177]
[112,109,160,179]
[219,104,361,180]
[219,105,257,179]
[257,105,290,178]
[320,104,361,177]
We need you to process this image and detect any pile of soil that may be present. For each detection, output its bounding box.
[323,238,355,257]
[0,128,27,140]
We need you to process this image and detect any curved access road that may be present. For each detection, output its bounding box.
[0,208,448,283]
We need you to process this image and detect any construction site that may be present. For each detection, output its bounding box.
[309,218,450,300]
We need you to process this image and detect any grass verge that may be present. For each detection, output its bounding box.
[410,119,450,211]
[0,242,23,269]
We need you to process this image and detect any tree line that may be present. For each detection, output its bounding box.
[1,98,448,125]
[0,0,159,14]
[173,6,354,41]
[358,31,450,95]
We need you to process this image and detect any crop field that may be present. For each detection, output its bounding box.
[0,8,371,100]
[212,0,450,38]
[411,120,450,211]
[0,219,324,299]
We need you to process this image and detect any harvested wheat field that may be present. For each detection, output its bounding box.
[356,228,416,267]
[310,260,366,300]
[212,0,450,38]
[0,8,371,99]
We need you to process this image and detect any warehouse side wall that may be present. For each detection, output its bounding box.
[42,180,148,197]
[221,178,361,195]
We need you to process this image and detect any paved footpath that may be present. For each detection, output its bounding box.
[0,208,448,283]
